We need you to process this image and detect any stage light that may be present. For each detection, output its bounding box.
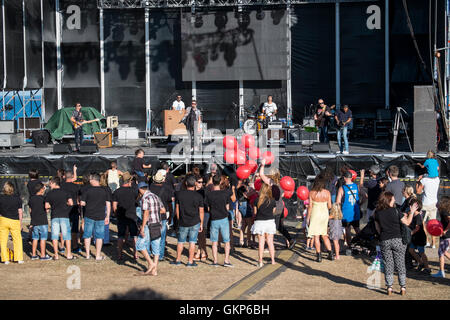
[214,12,228,30]
[237,12,250,29]
[194,13,203,28]
[256,8,265,20]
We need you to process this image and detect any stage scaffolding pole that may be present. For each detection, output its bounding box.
[447,0,450,151]
[145,8,151,136]
[385,0,389,109]
[40,0,45,123]
[100,8,106,116]
[239,79,244,128]
[335,1,340,109]
[55,0,62,109]
[286,2,292,125]
[22,0,27,143]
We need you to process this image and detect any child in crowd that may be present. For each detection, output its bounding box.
[407,198,431,274]
[106,161,123,192]
[132,149,152,181]
[417,150,439,178]
[29,183,51,261]
[432,196,450,278]
[328,203,343,260]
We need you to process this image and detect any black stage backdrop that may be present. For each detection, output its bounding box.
[4,0,24,90]
[291,4,335,124]
[243,80,287,120]
[149,11,191,131]
[104,9,146,130]
[0,3,3,89]
[24,0,43,90]
[341,1,384,116]
[43,0,57,121]
[181,9,289,82]
[60,0,100,109]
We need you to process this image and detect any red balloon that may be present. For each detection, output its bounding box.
[242,134,255,149]
[262,151,275,165]
[283,190,294,199]
[349,169,357,182]
[224,150,236,164]
[254,179,262,191]
[223,136,238,150]
[427,219,443,237]
[236,165,252,180]
[280,176,295,192]
[236,150,247,165]
[248,147,261,160]
[245,159,258,174]
[296,186,309,201]
[283,206,288,219]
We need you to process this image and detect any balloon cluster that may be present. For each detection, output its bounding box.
[223,135,274,180]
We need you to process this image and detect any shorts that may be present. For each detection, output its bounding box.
[210,217,230,243]
[342,220,360,229]
[228,209,235,222]
[32,225,48,241]
[409,243,425,254]
[438,238,450,257]
[251,219,276,235]
[69,209,80,233]
[83,217,105,240]
[178,223,200,243]
[51,218,71,241]
[135,225,161,255]
[423,204,438,222]
[117,217,138,238]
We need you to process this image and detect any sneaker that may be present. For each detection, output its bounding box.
[17,260,24,264]
[170,261,182,266]
[342,151,349,155]
[431,271,446,278]
[336,151,342,154]
[72,247,82,254]
[186,262,198,267]
[40,255,52,261]
[432,245,436,249]
[31,255,39,261]
[3,261,10,265]
[224,262,234,268]
[426,243,431,248]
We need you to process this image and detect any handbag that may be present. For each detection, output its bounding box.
[148,222,162,241]
[396,209,411,245]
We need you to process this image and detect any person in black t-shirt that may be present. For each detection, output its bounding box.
[30,182,51,261]
[45,177,75,260]
[406,199,430,274]
[132,149,152,182]
[0,182,24,264]
[252,183,277,267]
[80,173,111,261]
[432,196,450,278]
[113,172,139,260]
[172,175,204,267]
[26,169,42,198]
[100,173,113,245]
[161,162,177,229]
[205,174,234,267]
[61,170,82,253]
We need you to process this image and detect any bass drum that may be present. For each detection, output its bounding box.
[243,119,257,135]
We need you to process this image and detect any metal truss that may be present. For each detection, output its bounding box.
[97,0,373,9]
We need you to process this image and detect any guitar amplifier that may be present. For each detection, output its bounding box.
[94,132,112,148]
[268,121,283,129]
[107,116,119,129]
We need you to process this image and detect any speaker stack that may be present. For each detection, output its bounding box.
[79,140,99,154]
[413,86,436,153]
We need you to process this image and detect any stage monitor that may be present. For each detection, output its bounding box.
[181,10,289,82]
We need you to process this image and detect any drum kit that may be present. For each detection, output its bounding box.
[242,105,268,135]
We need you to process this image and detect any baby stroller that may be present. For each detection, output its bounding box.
[350,217,379,256]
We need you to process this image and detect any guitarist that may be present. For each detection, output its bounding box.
[70,103,84,152]
[314,99,333,143]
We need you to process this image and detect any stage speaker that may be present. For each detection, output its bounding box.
[53,143,72,154]
[31,130,50,148]
[285,144,302,153]
[312,142,330,153]
[79,141,99,154]
[414,86,435,112]
[414,111,436,153]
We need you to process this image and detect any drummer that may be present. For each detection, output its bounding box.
[262,95,277,122]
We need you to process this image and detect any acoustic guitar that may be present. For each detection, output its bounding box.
[72,118,101,129]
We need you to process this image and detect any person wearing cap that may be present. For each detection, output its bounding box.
[336,170,361,250]
[113,172,139,260]
[360,165,381,219]
[137,182,166,275]
[149,169,173,261]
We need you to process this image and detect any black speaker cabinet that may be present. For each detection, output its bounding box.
[31,130,50,148]
[285,144,303,153]
[53,143,72,154]
[79,141,99,154]
[312,142,330,153]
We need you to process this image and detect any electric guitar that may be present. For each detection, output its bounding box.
[72,118,101,129]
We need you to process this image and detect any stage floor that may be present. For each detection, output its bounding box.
[0,138,437,158]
